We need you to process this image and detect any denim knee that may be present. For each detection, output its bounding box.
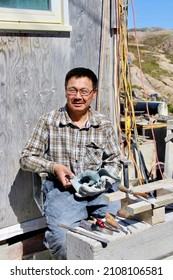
[44,227,67,259]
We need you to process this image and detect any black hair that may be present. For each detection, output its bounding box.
[65,67,98,89]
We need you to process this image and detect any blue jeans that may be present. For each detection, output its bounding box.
[42,179,120,259]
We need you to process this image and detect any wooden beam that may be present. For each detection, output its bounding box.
[105,178,173,202]
[129,178,173,193]
[0,233,45,260]
[0,217,46,241]
[126,193,173,215]
[104,191,126,201]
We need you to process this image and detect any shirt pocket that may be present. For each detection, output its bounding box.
[84,142,104,166]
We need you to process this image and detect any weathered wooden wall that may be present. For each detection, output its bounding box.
[0,0,116,238]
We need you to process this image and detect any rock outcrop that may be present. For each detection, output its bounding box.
[128,28,173,104]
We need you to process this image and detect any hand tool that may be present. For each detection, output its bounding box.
[115,215,135,232]
[105,213,129,234]
[116,220,132,234]
[117,209,148,225]
[117,185,158,207]
[117,209,134,219]
[79,220,113,235]
[90,215,120,233]
[58,223,110,244]
[104,221,120,233]
[95,219,114,235]
[93,217,116,234]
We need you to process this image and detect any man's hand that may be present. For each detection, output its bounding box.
[53,163,74,188]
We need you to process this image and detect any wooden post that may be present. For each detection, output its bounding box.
[164,120,173,178]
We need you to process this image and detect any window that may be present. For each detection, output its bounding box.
[0,0,71,32]
[0,0,50,10]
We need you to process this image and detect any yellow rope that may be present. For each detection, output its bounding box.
[97,0,146,184]
[117,0,143,184]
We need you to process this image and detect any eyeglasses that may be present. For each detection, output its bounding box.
[66,87,95,96]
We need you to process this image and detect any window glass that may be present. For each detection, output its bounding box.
[0,0,50,11]
[0,0,71,32]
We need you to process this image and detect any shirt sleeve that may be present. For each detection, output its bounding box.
[102,125,122,178]
[20,116,55,174]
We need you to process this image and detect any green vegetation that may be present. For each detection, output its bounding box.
[168,104,173,114]
[132,85,143,91]
[165,53,173,64]
[128,33,173,78]
[143,34,170,47]
[140,56,170,79]
[128,45,172,79]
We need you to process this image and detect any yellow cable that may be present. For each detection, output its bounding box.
[118,0,144,184]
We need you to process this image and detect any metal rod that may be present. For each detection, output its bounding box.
[58,224,110,244]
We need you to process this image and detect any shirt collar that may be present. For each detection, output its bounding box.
[59,105,100,127]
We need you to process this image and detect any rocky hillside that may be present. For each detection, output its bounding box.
[128,28,173,112]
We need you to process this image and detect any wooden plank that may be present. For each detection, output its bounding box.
[23,249,52,260]
[0,217,46,241]
[126,193,173,215]
[104,178,173,202]
[130,178,173,193]
[0,233,45,260]
[104,191,126,202]
[105,178,173,201]
[136,122,167,130]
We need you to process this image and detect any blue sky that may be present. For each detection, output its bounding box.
[128,0,173,30]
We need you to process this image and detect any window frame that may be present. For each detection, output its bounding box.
[0,0,71,32]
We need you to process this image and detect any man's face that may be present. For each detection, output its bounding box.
[65,76,96,114]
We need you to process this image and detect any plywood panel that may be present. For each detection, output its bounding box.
[69,0,102,69]
[0,34,70,230]
[69,0,116,120]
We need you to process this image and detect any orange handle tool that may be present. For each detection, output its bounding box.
[118,185,149,198]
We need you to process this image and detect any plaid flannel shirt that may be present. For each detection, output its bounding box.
[20,106,121,177]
